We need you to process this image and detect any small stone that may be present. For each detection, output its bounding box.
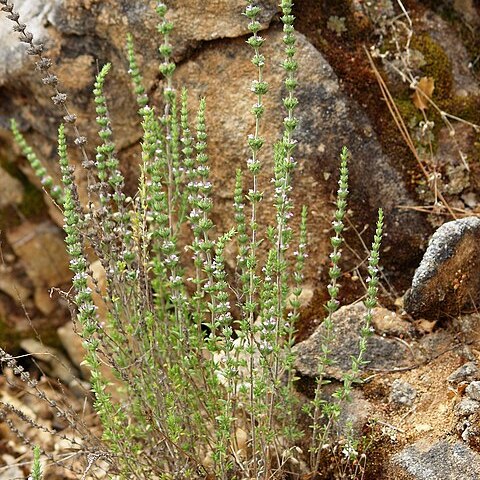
[389,379,417,407]
[372,307,412,336]
[448,362,479,384]
[34,287,56,315]
[0,454,22,480]
[0,267,31,304]
[88,260,107,321]
[294,303,413,379]
[414,424,433,433]
[286,286,314,311]
[6,221,72,289]
[57,322,90,379]
[0,168,23,208]
[466,381,480,401]
[454,398,480,417]
[20,338,78,384]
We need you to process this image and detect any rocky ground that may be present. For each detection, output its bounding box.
[0,0,479,478]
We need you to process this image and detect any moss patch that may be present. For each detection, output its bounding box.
[411,33,454,101]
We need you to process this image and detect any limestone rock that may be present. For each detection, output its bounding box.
[0,167,23,207]
[6,221,71,289]
[391,439,480,480]
[293,303,414,380]
[404,217,480,319]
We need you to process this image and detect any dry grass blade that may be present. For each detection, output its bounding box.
[364,46,457,219]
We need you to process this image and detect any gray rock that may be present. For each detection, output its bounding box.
[336,389,373,438]
[448,362,480,384]
[392,439,480,480]
[390,379,417,407]
[454,398,480,417]
[466,381,480,401]
[405,217,480,319]
[293,303,414,379]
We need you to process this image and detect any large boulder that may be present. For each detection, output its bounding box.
[0,0,443,340]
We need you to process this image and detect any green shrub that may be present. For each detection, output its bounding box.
[2,0,383,478]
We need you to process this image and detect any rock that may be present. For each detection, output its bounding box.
[454,397,480,417]
[172,28,430,295]
[0,454,23,480]
[434,124,477,198]
[391,439,480,480]
[293,303,414,379]
[34,287,56,315]
[404,217,480,319]
[6,221,71,289]
[166,1,279,57]
[0,167,23,207]
[310,382,374,439]
[0,0,278,146]
[466,381,480,401]
[0,266,31,304]
[0,1,55,84]
[0,2,435,334]
[57,321,90,379]
[20,338,78,384]
[337,389,373,437]
[448,362,480,384]
[88,260,108,321]
[286,285,314,311]
[421,11,480,97]
[389,379,417,407]
[57,321,122,398]
[372,308,412,337]
[442,0,480,27]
